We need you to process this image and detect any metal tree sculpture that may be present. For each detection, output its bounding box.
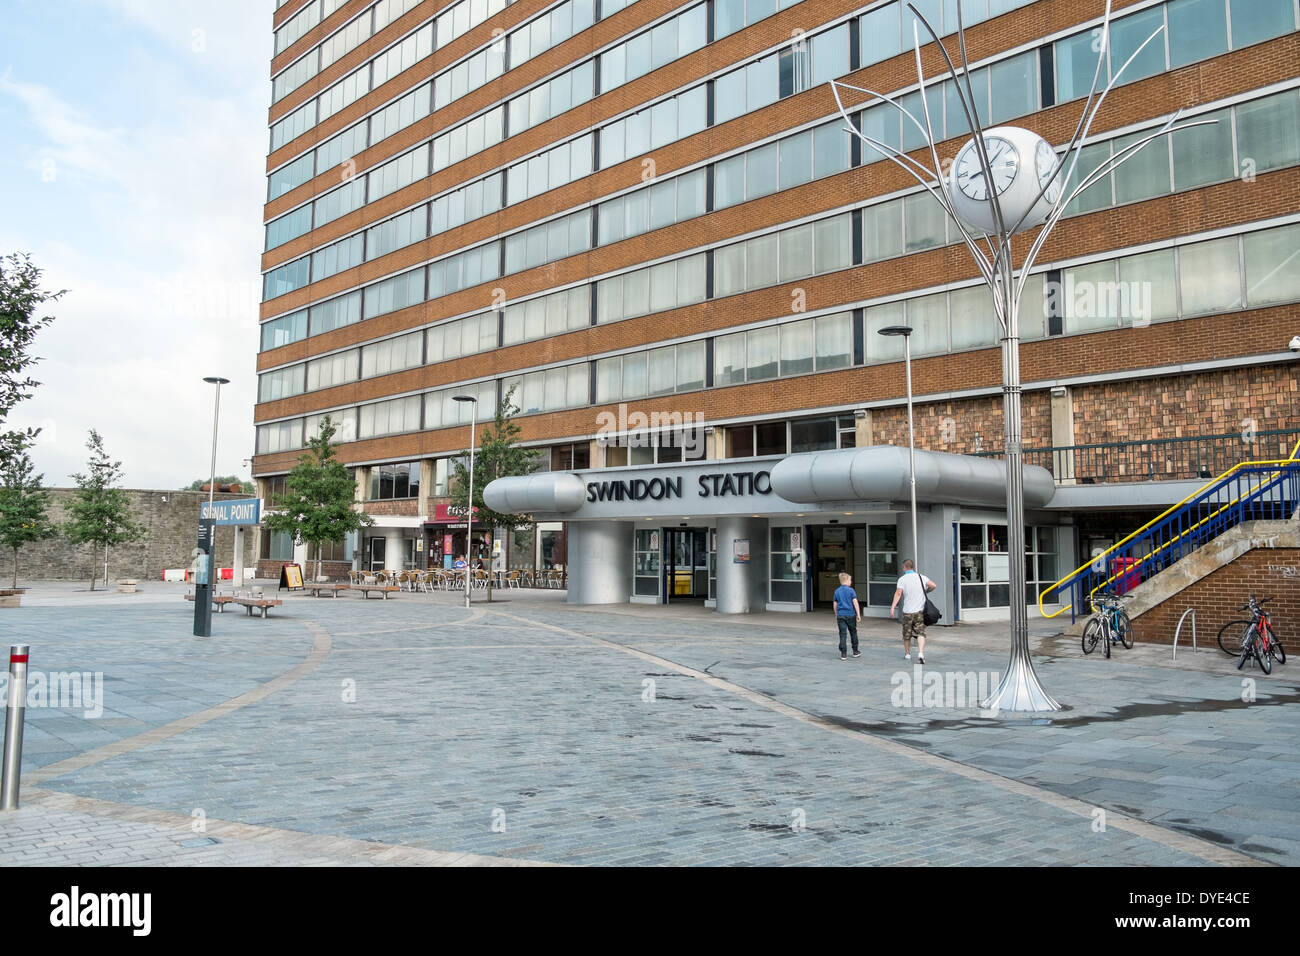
[831,1,1215,712]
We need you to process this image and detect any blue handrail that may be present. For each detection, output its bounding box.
[1045,461,1300,622]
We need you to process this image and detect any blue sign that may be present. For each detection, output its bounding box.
[200,497,261,525]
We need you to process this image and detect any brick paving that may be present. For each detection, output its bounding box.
[0,580,1295,866]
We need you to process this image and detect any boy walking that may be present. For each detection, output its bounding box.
[833,572,862,661]
[889,559,936,663]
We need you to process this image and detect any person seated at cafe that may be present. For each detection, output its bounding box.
[452,554,468,570]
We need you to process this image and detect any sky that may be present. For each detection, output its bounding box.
[0,0,273,489]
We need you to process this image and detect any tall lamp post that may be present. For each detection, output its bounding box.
[878,326,918,568]
[195,376,229,639]
[203,377,230,512]
[452,394,478,609]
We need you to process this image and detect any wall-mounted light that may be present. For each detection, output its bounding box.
[854,409,867,420]
[1051,386,1067,398]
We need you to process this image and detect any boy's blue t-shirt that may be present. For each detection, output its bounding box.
[833,585,858,617]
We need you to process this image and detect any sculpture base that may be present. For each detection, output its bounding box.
[982,653,1061,713]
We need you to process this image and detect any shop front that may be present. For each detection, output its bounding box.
[483,446,1063,619]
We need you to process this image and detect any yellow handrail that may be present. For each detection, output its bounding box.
[1037,435,1300,619]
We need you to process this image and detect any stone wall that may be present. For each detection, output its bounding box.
[0,490,257,585]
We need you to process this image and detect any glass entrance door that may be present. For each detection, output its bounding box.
[666,528,708,600]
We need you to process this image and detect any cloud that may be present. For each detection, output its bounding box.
[0,1,274,489]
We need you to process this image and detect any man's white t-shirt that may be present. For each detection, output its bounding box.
[895,570,934,614]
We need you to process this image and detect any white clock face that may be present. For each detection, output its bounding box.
[955,136,1019,201]
[1035,139,1060,203]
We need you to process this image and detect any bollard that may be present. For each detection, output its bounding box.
[1,644,29,810]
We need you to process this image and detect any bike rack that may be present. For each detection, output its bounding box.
[1172,607,1197,661]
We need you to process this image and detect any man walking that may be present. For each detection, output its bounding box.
[833,571,862,661]
[889,559,936,663]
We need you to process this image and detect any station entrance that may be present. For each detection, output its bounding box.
[664,527,709,602]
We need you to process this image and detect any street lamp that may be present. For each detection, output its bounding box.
[877,326,918,572]
[203,376,230,513]
[452,394,478,609]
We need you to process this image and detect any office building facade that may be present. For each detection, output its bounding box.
[254,0,1300,617]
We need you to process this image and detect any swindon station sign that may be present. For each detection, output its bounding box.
[199,497,261,525]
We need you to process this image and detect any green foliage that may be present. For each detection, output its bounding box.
[63,430,145,590]
[264,416,372,579]
[448,386,542,538]
[185,475,246,492]
[0,253,63,472]
[0,435,56,588]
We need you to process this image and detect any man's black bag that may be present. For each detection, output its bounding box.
[923,596,942,626]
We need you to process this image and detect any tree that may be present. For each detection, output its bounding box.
[448,387,542,600]
[264,416,371,581]
[0,253,63,472]
[63,430,145,590]
[185,475,247,492]
[0,436,57,589]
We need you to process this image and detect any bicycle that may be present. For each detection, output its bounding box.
[1234,595,1286,675]
[1081,591,1133,658]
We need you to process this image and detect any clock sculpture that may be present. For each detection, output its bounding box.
[831,1,1215,712]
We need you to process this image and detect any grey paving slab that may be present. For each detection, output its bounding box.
[0,583,1294,865]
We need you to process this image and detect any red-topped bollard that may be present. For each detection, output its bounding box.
[1,644,29,810]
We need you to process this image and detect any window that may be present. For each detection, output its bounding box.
[358,396,422,439]
[268,153,315,200]
[501,364,588,415]
[305,409,357,444]
[1235,91,1300,173]
[1167,0,1229,67]
[815,312,853,370]
[1062,260,1120,333]
[1110,6,1167,87]
[258,365,305,402]
[1118,248,1178,323]
[1229,0,1296,49]
[311,290,361,336]
[369,462,421,500]
[1244,223,1300,307]
[424,381,495,430]
[1179,235,1241,315]
[770,526,802,604]
[266,204,312,251]
[313,178,365,228]
[867,525,898,606]
[362,331,423,378]
[1112,130,1171,204]
[1171,108,1234,189]
[312,233,364,282]
[634,529,659,597]
[367,205,429,262]
[503,286,589,345]
[363,268,425,320]
[949,286,997,349]
[863,200,904,262]
[306,349,359,391]
[261,310,308,351]
[264,257,311,300]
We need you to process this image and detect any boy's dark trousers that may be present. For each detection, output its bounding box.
[836,616,859,654]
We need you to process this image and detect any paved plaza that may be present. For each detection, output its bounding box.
[0,581,1296,866]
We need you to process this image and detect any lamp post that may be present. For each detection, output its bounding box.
[203,377,230,512]
[452,394,478,609]
[878,326,919,568]
[195,376,228,639]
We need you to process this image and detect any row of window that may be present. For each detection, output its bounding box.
[269,0,592,197]
[256,218,1300,450]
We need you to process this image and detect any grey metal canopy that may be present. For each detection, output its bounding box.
[483,472,586,514]
[769,446,1054,509]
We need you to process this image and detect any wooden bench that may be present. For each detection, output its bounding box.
[234,597,283,618]
[306,583,351,598]
[356,585,401,600]
[184,593,236,612]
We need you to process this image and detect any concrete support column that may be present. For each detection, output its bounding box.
[233,526,245,585]
[897,505,951,623]
[705,427,723,460]
[355,467,370,502]
[714,516,768,614]
[383,528,404,573]
[566,521,633,604]
[855,410,873,447]
[418,460,435,515]
[588,439,602,468]
[1050,386,1075,483]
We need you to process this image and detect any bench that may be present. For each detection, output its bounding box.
[234,597,283,618]
[356,585,401,600]
[306,584,351,598]
[184,593,236,613]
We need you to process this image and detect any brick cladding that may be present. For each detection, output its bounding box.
[254,0,1300,476]
[1129,548,1300,646]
